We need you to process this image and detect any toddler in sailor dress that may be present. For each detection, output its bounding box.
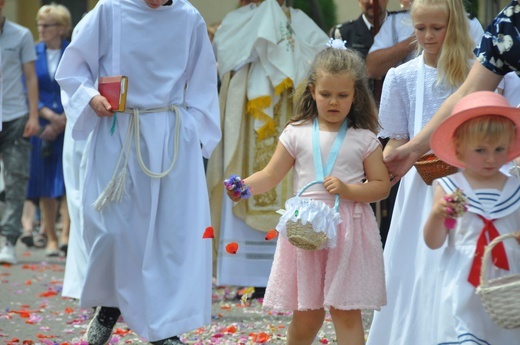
[424,91,520,344]
[226,39,391,345]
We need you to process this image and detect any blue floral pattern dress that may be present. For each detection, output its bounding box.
[475,0,520,76]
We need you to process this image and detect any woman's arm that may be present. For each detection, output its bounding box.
[383,138,408,159]
[384,61,504,183]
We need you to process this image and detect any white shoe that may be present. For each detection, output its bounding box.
[0,241,17,264]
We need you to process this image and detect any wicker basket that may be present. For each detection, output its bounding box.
[413,153,458,185]
[286,219,328,251]
[476,233,520,329]
[280,180,341,251]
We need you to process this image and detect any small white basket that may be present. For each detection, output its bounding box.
[277,180,341,251]
[476,233,520,329]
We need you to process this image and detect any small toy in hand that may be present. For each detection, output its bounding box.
[444,188,467,230]
[223,174,252,200]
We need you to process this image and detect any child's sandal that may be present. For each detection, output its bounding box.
[34,233,48,249]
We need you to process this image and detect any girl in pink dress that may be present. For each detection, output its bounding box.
[226,41,391,345]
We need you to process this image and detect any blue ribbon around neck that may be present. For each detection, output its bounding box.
[312,117,348,181]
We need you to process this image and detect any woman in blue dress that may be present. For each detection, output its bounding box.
[25,4,71,256]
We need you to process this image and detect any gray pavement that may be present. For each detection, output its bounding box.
[0,241,373,344]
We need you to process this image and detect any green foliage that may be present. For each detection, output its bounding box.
[464,0,478,18]
[292,0,337,32]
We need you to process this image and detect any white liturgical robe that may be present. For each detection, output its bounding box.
[56,0,220,341]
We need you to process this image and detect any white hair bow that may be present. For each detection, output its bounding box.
[326,38,347,50]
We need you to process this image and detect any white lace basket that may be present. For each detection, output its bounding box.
[276,181,341,251]
[476,233,520,329]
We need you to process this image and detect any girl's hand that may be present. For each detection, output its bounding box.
[89,95,114,117]
[432,192,458,220]
[323,176,346,197]
[226,188,242,203]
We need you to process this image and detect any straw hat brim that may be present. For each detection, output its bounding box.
[430,91,520,169]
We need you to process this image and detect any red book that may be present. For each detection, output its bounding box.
[98,75,128,112]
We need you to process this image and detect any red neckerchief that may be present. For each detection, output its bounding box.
[467,215,510,287]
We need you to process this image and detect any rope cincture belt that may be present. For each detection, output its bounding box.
[93,105,181,211]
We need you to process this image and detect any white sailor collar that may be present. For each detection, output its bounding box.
[436,172,520,219]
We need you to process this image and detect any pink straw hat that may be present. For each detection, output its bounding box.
[430,91,520,169]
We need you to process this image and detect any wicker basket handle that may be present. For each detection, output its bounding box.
[296,180,340,211]
[480,233,517,289]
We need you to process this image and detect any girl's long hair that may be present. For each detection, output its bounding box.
[411,0,474,87]
[289,47,379,134]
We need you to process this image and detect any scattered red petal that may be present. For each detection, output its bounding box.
[202,226,215,239]
[319,338,329,344]
[25,280,32,285]
[64,307,74,314]
[12,310,31,318]
[222,325,237,334]
[265,230,278,240]
[22,340,35,345]
[250,332,270,343]
[39,290,57,298]
[113,328,131,335]
[225,242,238,254]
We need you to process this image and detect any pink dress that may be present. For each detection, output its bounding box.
[263,120,387,311]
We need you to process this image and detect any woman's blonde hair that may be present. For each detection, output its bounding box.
[454,115,516,155]
[36,3,72,37]
[411,0,474,87]
[289,47,379,134]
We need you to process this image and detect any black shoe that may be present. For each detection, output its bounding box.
[60,244,68,256]
[20,233,35,248]
[86,306,121,345]
[33,233,47,249]
[251,287,266,299]
[151,336,184,345]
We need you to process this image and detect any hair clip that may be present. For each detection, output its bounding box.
[326,38,347,50]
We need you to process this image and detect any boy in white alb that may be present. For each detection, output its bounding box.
[56,0,220,344]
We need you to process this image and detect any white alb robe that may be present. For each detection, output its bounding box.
[55,0,220,341]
